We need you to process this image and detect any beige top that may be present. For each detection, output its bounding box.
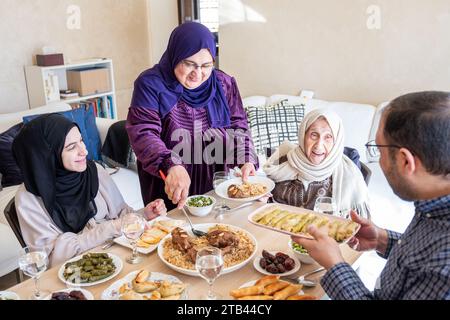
[15,164,134,267]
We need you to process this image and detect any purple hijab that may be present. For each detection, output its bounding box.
[130,22,230,128]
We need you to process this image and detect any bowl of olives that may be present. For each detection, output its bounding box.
[288,239,315,264]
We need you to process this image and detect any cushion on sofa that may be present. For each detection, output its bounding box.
[22,107,102,161]
[0,102,72,134]
[246,99,305,154]
[0,123,24,187]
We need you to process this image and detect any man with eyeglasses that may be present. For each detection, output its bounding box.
[293,91,450,299]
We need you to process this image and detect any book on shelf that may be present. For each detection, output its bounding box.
[69,95,114,119]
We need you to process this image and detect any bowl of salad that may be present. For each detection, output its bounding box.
[288,239,315,264]
[185,195,216,217]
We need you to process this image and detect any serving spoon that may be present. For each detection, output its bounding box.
[159,170,207,237]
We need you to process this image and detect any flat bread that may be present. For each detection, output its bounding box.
[153,220,185,233]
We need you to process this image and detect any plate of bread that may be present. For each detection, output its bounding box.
[229,275,316,300]
[248,203,360,243]
[101,269,188,300]
[113,216,186,254]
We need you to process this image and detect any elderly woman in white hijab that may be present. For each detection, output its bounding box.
[263,109,370,218]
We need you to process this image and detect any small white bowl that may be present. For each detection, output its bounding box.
[185,195,216,217]
[288,239,315,264]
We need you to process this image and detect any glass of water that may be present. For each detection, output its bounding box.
[18,246,49,300]
[195,246,224,300]
[313,196,338,216]
[121,212,146,264]
[213,171,230,220]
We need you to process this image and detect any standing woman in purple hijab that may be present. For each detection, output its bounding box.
[126,22,258,210]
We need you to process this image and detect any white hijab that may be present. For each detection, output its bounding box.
[263,109,370,218]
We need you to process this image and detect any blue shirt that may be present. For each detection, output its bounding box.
[321,194,450,299]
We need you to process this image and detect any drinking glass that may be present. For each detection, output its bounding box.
[121,212,146,264]
[18,246,49,300]
[195,247,224,300]
[313,196,338,216]
[213,171,230,220]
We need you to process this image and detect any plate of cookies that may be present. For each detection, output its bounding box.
[113,216,186,254]
[229,275,317,300]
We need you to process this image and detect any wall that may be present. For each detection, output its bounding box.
[0,0,156,119]
[147,0,179,65]
[219,0,450,105]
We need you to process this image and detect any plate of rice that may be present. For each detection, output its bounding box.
[157,223,257,277]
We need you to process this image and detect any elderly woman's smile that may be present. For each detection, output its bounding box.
[304,117,335,165]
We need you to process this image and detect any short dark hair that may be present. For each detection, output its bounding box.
[383,91,450,176]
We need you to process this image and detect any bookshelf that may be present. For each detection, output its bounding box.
[24,58,117,119]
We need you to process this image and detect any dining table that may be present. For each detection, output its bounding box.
[7,191,363,300]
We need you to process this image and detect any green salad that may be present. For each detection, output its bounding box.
[187,196,213,207]
[291,242,308,254]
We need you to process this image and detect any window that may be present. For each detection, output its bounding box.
[178,0,220,66]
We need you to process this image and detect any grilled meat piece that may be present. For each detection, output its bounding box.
[171,227,193,252]
[206,229,239,248]
[186,247,198,263]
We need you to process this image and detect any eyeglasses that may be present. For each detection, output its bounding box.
[365,140,402,158]
[181,60,214,73]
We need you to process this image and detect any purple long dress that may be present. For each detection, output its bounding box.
[126,70,258,210]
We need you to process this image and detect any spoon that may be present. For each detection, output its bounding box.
[214,202,253,219]
[180,206,207,237]
[159,170,207,237]
[282,266,325,287]
[298,279,318,287]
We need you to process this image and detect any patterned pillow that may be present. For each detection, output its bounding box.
[246,99,305,154]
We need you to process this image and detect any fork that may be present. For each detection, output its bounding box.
[101,238,115,250]
[159,170,207,237]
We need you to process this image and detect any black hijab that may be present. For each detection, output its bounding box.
[12,114,99,233]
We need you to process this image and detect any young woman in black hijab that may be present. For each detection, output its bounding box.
[12,114,166,266]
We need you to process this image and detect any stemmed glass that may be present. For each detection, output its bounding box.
[18,246,49,300]
[121,212,146,264]
[195,247,224,300]
[313,196,338,216]
[213,171,230,220]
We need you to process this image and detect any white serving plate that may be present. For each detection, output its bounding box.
[157,223,257,277]
[113,216,186,254]
[214,176,275,202]
[253,250,300,277]
[58,253,123,287]
[101,270,188,300]
[248,203,360,243]
[44,288,94,300]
